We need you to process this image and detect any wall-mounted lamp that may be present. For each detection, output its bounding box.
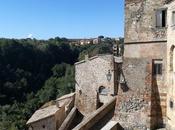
[106,70,112,82]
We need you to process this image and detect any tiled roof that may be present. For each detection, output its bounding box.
[27,105,59,124]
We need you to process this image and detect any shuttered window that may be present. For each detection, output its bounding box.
[156,9,167,28]
[172,11,175,25]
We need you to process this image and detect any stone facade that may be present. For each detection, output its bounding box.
[125,0,167,43]
[124,0,172,129]
[75,55,116,116]
[28,116,56,130]
[166,1,175,129]
[28,106,65,130]
[113,58,153,130]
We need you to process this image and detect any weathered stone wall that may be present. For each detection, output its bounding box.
[124,0,168,128]
[113,57,166,129]
[29,116,56,130]
[124,42,167,126]
[73,97,116,130]
[113,58,153,130]
[75,55,115,116]
[55,105,66,130]
[125,0,167,43]
[124,42,167,58]
[166,1,175,129]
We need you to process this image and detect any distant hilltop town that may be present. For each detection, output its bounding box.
[68,36,120,46]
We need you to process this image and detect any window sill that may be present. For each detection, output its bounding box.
[155,26,167,29]
[153,75,163,80]
[170,24,175,27]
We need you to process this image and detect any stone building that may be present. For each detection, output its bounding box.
[75,54,116,116]
[124,0,168,129]
[124,0,175,129]
[27,105,64,130]
[27,93,76,130]
[27,0,175,130]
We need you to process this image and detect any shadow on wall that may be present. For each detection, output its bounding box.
[119,64,129,93]
[150,75,163,129]
[116,123,125,130]
[89,108,115,130]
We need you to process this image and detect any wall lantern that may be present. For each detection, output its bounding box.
[106,70,112,82]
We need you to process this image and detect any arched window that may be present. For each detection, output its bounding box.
[170,45,175,71]
[98,86,109,95]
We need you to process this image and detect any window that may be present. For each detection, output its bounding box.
[170,100,174,109]
[172,11,175,25]
[153,60,163,75]
[98,86,109,95]
[156,9,167,28]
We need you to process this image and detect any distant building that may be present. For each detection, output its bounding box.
[79,39,92,45]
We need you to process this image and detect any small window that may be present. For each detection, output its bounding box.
[172,11,175,25]
[99,86,109,95]
[153,60,163,75]
[156,9,167,28]
[170,100,174,109]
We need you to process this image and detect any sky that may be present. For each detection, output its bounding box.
[0,0,124,39]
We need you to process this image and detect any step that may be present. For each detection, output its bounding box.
[101,121,118,130]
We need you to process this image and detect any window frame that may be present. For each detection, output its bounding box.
[153,59,163,76]
[172,11,175,26]
[155,8,167,28]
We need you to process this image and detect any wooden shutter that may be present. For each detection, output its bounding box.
[156,10,162,27]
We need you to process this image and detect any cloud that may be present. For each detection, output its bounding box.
[27,34,33,39]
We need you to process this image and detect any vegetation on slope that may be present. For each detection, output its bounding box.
[0,37,122,130]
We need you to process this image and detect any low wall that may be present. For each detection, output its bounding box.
[59,107,77,130]
[72,97,116,130]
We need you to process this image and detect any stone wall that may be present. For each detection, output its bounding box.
[73,97,116,130]
[124,42,167,58]
[29,116,56,130]
[75,55,115,116]
[113,58,152,130]
[124,0,168,129]
[125,0,167,43]
[166,1,175,129]
[124,42,167,126]
[113,58,167,129]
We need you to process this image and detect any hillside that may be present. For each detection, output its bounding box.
[0,37,121,130]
